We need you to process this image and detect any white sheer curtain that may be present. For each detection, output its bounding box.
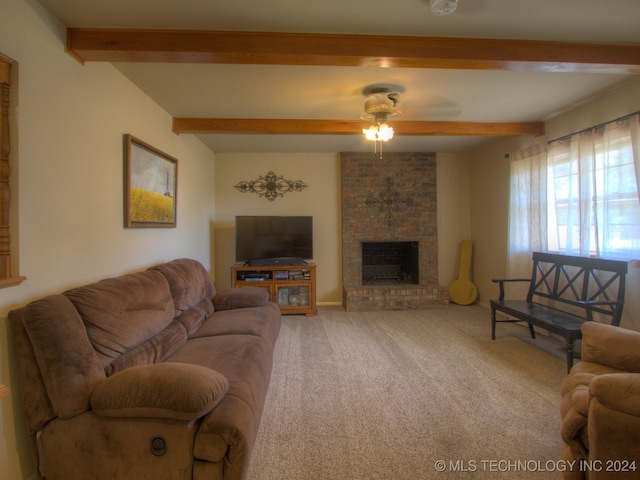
[507,113,640,284]
[547,115,640,260]
[507,141,548,279]
[631,114,640,201]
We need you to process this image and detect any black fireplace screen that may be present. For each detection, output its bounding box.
[362,242,419,285]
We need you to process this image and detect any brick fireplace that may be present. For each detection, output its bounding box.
[341,152,449,311]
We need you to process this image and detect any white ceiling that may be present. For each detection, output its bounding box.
[37,0,640,153]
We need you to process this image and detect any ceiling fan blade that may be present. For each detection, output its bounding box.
[404,95,463,120]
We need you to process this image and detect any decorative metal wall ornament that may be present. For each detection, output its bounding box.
[234,171,309,202]
[365,176,414,227]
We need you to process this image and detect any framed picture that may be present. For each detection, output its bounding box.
[124,134,178,228]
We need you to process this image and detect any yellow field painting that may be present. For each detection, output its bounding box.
[130,187,175,223]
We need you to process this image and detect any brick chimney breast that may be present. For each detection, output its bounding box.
[341,152,448,311]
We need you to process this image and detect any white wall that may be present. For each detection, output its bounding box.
[437,153,473,286]
[0,1,216,478]
[214,153,342,303]
[214,152,473,303]
[468,135,534,305]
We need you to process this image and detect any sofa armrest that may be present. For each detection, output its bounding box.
[91,363,228,421]
[213,287,270,310]
[590,373,640,418]
[581,322,640,372]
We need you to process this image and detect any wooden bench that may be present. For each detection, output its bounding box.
[490,252,627,372]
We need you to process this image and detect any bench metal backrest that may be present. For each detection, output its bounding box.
[527,252,628,326]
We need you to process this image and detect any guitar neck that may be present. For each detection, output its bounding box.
[458,240,473,281]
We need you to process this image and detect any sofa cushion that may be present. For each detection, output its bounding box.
[8,308,57,435]
[193,303,281,343]
[64,269,175,370]
[590,373,640,417]
[582,321,640,372]
[151,258,215,313]
[91,363,229,421]
[213,287,270,310]
[166,334,275,465]
[20,295,106,419]
[175,298,215,337]
[105,320,188,376]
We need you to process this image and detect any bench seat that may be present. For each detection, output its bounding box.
[490,252,627,372]
[491,299,585,366]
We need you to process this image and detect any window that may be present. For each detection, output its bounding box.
[508,113,640,278]
[547,118,640,260]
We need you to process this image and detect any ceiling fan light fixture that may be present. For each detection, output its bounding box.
[363,112,394,143]
[430,0,458,15]
[363,123,394,158]
[362,124,394,142]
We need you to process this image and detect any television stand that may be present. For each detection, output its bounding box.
[231,262,316,316]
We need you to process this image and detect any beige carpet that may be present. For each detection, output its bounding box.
[247,305,568,479]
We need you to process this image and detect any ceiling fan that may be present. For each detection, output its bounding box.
[359,83,465,127]
[170,81,543,138]
[172,76,543,139]
[360,87,406,153]
[361,87,403,123]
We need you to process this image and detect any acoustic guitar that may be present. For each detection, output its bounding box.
[449,240,479,305]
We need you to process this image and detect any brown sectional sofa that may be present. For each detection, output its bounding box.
[560,321,640,480]
[9,258,281,480]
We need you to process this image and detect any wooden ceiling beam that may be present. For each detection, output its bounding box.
[172,118,545,137]
[67,29,640,74]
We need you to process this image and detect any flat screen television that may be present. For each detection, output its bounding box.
[235,216,313,263]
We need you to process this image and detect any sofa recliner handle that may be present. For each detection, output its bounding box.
[150,436,167,456]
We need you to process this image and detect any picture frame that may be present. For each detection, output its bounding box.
[124,134,178,228]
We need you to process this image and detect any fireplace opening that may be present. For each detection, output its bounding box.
[362,241,419,285]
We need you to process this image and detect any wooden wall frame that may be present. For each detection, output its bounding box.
[124,134,178,228]
[0,53,26,286]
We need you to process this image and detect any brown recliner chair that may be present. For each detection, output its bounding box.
[560,321,640,480]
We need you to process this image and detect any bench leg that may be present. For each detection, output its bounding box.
[566,340,574,374]
[491,309,496,340]
[528,323,536,339]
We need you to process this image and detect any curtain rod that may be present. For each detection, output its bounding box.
[548,110,640,144]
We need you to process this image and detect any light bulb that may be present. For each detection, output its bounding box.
[378,124,394,141]
[363,126,379,141]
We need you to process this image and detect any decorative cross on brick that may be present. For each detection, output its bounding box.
[365,177,414,227]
